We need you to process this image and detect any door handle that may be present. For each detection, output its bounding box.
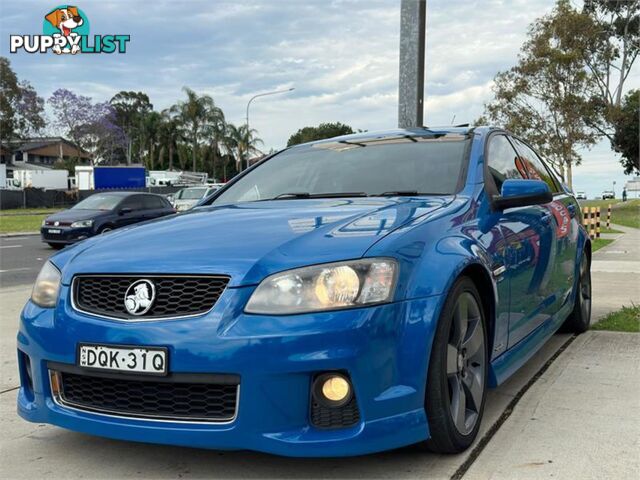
[567,204,576,218]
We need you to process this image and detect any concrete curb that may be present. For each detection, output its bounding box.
[0,232,39,238]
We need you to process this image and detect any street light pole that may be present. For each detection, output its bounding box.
[245,87,295,170]
[398,0,426,128]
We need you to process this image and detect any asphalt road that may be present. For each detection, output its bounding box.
[0,234,55,288]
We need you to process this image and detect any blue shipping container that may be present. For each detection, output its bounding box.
[94,167,146,189]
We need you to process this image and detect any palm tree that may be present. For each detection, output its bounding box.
[225,123,263,171]
[159,110,181,170]
[170,87,222,172]
[202,107,226,181]
[140,111,162,170]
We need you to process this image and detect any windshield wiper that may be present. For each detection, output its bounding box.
[272,192,311,199]
[270,192,368,200]
[377,190,420,197]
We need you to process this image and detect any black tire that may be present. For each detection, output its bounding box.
[561,250,591,333]
[47,243,64,250]
[98,225,114,234]
[421,277,488,453]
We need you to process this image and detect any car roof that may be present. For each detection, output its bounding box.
[292,126,481,149]
[91,191,164,198]
[91,191,136,197]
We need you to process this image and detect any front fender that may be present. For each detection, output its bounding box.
[366,202,498,302]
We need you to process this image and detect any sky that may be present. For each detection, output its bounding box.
[1,0,638,198]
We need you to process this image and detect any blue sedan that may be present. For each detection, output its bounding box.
[17,127,591,457]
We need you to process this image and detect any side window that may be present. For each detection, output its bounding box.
[510,138,560,193]
[487,134,525,192]
[141,196,164,210]
[120,195,143,211]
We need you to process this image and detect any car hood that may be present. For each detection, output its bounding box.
[46,209,106,222]
[57,197,451,287]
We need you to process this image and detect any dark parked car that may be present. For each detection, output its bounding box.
[41,192,175,249]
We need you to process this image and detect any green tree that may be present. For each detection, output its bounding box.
[110,91,153,164]
[582,0,639,110]
[158,110,181,170]
[0,57,45,140]
[140,111,162,170]
[225,123,263,171]
[478,0,600,188]
[287,122,354,147]
[201,104,226,180]
[170,87,223,172]
[612,89,639,175]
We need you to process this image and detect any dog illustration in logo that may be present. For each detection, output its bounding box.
[45,6,83,55]
[124,282,154,315]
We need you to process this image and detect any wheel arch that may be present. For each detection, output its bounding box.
[457,263,496,356]
[98,222,115,232]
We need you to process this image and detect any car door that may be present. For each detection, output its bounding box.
[114,195,144,228]
[485,134,555,348]
[142,195,172,220]
[510,138,579,319]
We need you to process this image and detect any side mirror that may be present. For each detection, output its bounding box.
[493,179,552,210]
[118,207,133,215]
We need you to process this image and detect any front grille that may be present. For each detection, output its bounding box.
[73,275,230,320]
[52,370,239,422]
[45,220,72,226]
[311,396,360,429]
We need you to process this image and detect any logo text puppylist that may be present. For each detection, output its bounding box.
[10,5,130,55]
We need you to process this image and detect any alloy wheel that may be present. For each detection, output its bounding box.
[579,256,591,322]
[446,292,486,435]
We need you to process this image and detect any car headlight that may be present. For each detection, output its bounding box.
[71,220,93,228]
[31,261,61,308]
[245,258,398,315]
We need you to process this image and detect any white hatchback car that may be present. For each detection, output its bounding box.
[172,185,222,212]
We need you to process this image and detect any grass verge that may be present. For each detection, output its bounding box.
[599,226,623,234]
[0,208,62,234]
[580,199,640,229]
[0,208,62,216]
[0,214,48,233]
[591,238,614,252]
[592,305,640,333]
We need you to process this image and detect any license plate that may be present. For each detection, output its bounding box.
[48,229,61,234]
[78,344,168,375]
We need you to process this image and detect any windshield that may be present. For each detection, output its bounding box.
[72,194,122,211]
[212,134,470,205]
[179,188,207,200]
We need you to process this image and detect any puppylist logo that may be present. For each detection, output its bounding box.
[10,5,130,55]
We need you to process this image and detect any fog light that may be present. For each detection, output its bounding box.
[313,373,352,407]
[323,376,350,401]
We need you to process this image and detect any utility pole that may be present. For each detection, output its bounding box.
[398,0,426,128]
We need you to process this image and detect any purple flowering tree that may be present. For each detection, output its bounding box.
[47,89,127,164]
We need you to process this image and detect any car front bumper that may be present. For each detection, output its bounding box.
[17,284,443,457]
[41,227,94,245]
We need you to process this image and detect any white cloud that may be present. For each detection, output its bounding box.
[2,0,638,195]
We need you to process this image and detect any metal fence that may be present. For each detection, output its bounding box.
[0,187,182,210]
